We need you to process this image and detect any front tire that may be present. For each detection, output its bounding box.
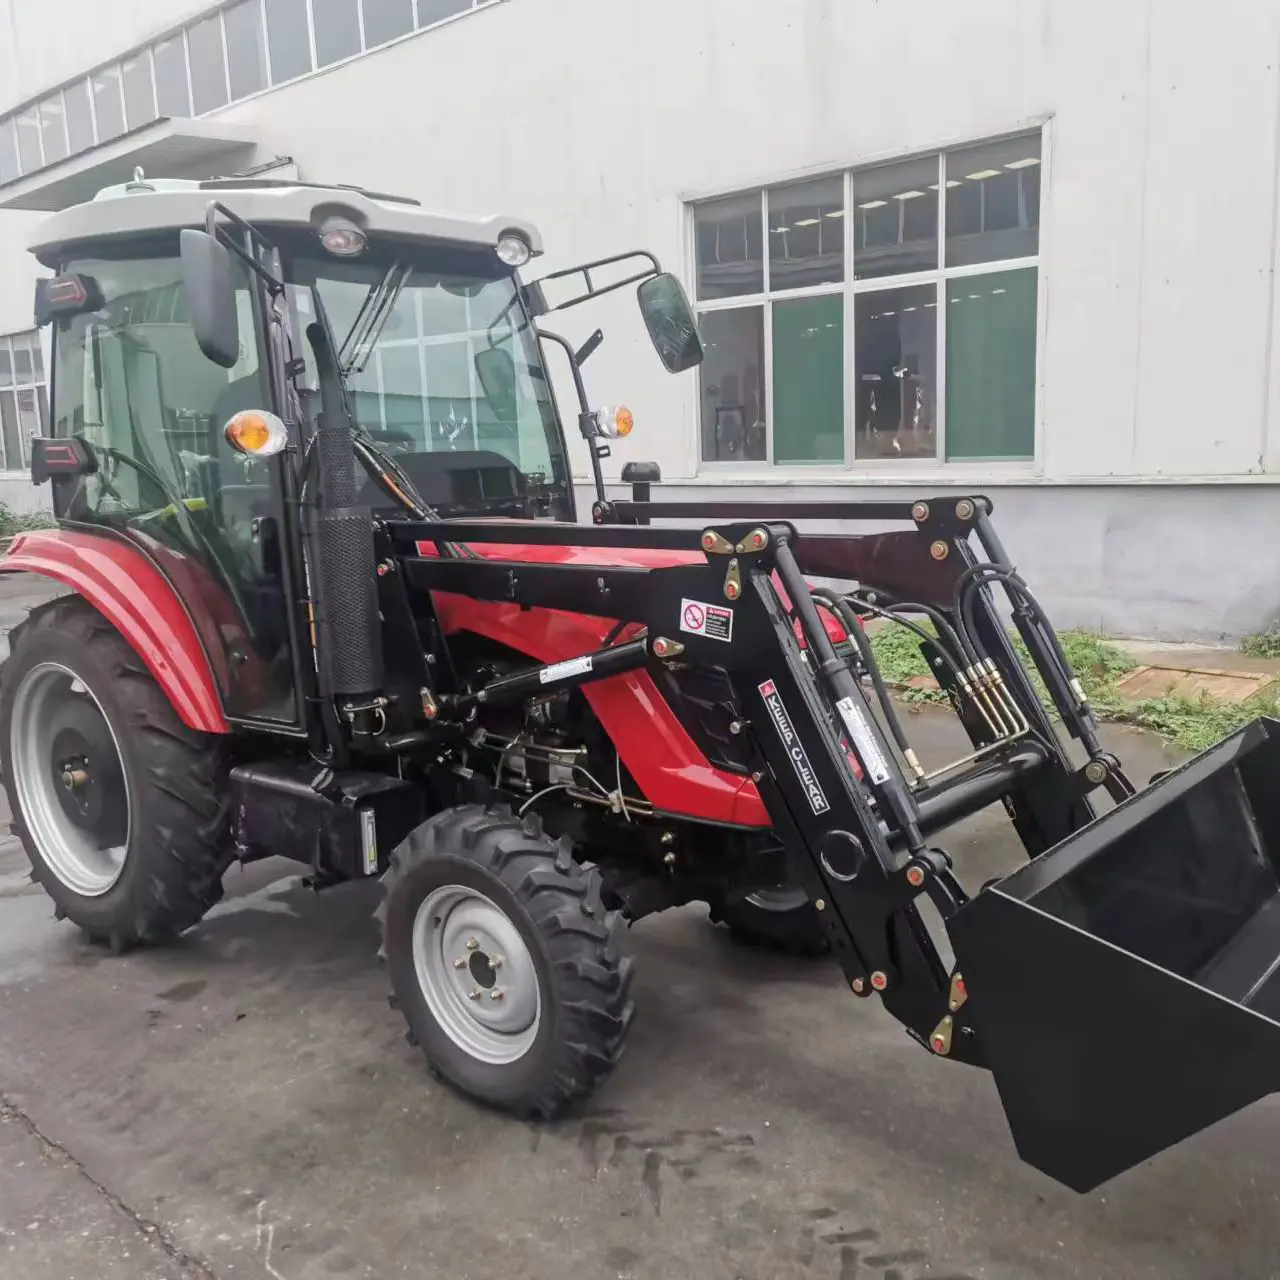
[379,804,635,1119]
[710,886,830,957]
[0,597,230,949]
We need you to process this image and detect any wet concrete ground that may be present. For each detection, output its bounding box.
[0,575,1277,1279]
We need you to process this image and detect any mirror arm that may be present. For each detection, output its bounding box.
[574,329,604,366]
[539,328,607,509]
[530,250,662,314]
[202,201,285,296]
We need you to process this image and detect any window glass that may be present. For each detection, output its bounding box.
[38,96,67,164]
[14,108,42,173]
[945,267,1037,459]
[313,0,362,67]
[364,0,415,45]
[188,15,229,113]
[53,254,293,720]
[854,284,937,459]
[0,393,20,470]
[946,135,1041,267]
[0,345,10,386]
[854,156,939,280]
[91,67,126,142]
[417,0,472,26]
[225,0,267,99]
[772,295,843,463]
[694,192,764,300]
[152,37,191,116]
[64,80,94,153]
[0,118,19,184]
[768,176,843,291]
[121,55,156,130]
[698,307,766,462]
[267,0,313,82]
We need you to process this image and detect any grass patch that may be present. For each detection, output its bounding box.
[1240,624,1280,660]
[866,619,1279,752]
[0,502,54,538]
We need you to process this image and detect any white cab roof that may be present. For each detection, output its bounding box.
[27,176,543,266]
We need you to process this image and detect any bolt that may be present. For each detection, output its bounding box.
[955,499,975,520]
[931,1031,948,1052]
[490,955,504,970]
[814,898,825,911]
[701,531,717,551]
[468,989,482,1001]
[488,989,504,1002]
[906,865,925,887]
[453,957,467,970]
[660,831,675,846]
[663,851,676,866]
[911,502,930,522]
[747,527,768,550]
[1084,759,1108,784]
[725,581,740,600]
[466,937,479,951]
[870,970,888,991]
[930,540,949,561]
[729,720,743,735]
[851,977,865,994]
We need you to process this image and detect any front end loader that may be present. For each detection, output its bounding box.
[4,171,1280,1195]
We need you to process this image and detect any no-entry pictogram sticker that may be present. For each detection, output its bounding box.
[682,601,705,630]
[679,596,734,643]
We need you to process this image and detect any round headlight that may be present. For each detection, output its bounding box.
[317,216,367,257]
[225,410,289,457]
[495,232,532,268]
[592,406,634,439]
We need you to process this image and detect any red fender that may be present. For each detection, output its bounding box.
[1,529,228,734]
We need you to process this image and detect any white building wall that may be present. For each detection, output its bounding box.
[2,0,1280,634]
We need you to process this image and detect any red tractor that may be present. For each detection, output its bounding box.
[6,172,1280,1195]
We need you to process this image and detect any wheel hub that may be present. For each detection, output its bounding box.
[10,664,130,897]
[412,886,541,1063]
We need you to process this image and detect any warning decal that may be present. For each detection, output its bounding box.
[679,597,734,643]
[757,678,830,815]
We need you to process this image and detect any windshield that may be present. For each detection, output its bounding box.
[287,260,568,509]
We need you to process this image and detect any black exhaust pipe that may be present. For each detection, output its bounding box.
[306,321,383,699]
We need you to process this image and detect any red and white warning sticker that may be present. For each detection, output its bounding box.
[679,597,734,642]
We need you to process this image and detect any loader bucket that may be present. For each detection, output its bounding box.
[948,717,1280,1191]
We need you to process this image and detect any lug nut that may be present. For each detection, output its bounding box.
[488,989,504,1002]
[465,937,479,950]
[490,954,503,970]
[453,957,467,970]
[870,970,888,991]
[906,865,925,887]
[468,989,482,1001]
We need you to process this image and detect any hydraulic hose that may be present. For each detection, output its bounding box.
[810,588,916,769]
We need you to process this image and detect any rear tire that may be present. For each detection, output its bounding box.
[710,886,830,957]
[379,803,635,1119]
[0,596,230,949]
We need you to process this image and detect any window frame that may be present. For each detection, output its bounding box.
[686,124,1051,479]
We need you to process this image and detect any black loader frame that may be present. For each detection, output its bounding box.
[384,493,1280,1193]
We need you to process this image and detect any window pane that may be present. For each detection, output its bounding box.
[11,336,32,382]
[694,193,763,301]
[153,37,191,116]
[91,67,126,142]
[38,96,67,164]
[768,176,843,291]
[0,346,11,387]
[267,0,313,82]
[946,134,1041,267]
[423,341,476,450]
[0,119,19,184]
[64,80,94,153]
[225,1,267,98]
[417,0,472,26]
[15,388,38,462]
[698,307,766,461]
[0,392,20,470]
[188,15,229,113]
[378,343,426,448]
[772,295,843,463]
[121,55,156,130]
[365,0,415,45]
[15,108,42,172]
[945,267,1037,459]
[853,156,939,280]
[313,0,362,66]
[854,283,937,460]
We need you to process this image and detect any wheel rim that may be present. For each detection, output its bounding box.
[411,885,541,1065]
[9,663,131,898]
[745,885,810,912]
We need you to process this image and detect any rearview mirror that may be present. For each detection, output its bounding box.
[180,229,240,369]
[637,273,703,373]
[474,346,519,422]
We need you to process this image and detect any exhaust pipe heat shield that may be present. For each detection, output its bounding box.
[948,717,1280,1191]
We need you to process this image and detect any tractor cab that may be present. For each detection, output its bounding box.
[25,173,701,730]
